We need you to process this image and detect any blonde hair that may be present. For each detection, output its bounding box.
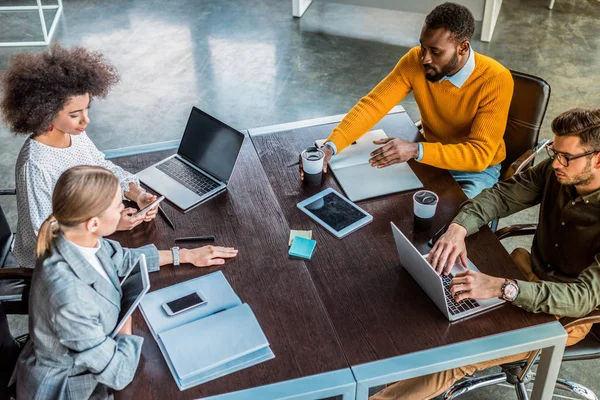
[35,165,119,259]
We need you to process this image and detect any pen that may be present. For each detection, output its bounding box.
[157,206,175,229]
[175,235,216,242]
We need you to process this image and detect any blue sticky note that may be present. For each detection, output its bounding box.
[288,236,317,260]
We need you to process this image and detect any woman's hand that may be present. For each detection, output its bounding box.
[117,316,133,336]
[136,192,158,222]
[180,246,238,267]
[117,207,145,231]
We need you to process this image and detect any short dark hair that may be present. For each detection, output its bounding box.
[552,108,600,150]
[425,2,475,43]
[1,44,119,136]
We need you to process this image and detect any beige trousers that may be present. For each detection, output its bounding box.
[370,248,591,400]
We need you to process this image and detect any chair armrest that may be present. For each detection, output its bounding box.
[495,224,538,240]
[0,268,33,280]
[503,149,536,181]
[0,188,16,196]
[415,120,423,132]
[562,310,600,330]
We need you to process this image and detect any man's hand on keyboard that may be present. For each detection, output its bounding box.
[450,270,504,302]
[427,223,468,276]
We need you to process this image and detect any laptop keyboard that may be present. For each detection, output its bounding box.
[441,274,480,316]
[156,158,220,196]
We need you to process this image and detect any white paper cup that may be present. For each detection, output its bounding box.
[301,147,324,186]
[413,190,439,219]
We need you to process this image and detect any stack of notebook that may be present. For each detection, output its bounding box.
[140,271,275,390]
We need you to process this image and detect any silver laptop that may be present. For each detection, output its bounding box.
[391,222,504,321]
[137,107,245,212]
[111,254,150,339]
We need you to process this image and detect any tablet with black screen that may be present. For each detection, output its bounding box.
[297,188,373,238]
[110,254,150,339]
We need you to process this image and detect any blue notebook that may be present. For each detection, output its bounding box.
[288,236,317,260]
[140,272,275,391]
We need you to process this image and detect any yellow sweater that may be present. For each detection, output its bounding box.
[327,47,514,172]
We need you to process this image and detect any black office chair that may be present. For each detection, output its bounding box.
[0,199,32,400]
[442,224,600,400]
[499,70,551,181]
[0,196,30,315]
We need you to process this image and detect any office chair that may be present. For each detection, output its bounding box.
[443,224,600,400]
[416,70,550,204]
[0,199,32,399]
[0,198,31,315]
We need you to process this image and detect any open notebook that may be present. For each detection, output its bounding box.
[140,271,274,390]
[316,129,423,201]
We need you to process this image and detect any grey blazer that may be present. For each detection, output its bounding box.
[12,234,159,400]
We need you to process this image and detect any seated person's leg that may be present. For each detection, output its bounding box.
[449,164,501,199]
[370,247,584,400]
[369,351,530,400]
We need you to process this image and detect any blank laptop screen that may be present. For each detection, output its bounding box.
[178,107,245,183]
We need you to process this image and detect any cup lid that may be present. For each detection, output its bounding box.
[414,191,437,205]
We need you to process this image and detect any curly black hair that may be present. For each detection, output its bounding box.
[425,2,475,43]
[1,44,120,136]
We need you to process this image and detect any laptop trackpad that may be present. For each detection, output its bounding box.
[138,167,200,210]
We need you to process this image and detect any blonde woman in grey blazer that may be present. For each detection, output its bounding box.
[12,166,238,399]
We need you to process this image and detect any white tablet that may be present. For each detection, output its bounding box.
[110,254,150,339]
[297,188,373,239]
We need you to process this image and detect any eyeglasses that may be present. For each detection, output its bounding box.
[545,141,600,167]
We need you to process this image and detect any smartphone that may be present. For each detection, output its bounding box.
[133,195,165,218]
[162,292,207,316]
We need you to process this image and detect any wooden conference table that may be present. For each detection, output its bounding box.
[109,106,566,400]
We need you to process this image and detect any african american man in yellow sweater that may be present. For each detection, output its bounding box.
[316,2,514,198]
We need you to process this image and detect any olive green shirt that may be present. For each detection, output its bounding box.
[453,159,600,318]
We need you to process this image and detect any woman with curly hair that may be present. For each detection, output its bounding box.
[1,44,159,268]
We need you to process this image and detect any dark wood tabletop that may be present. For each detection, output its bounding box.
[250,111,555,367]
[110,138,349,400]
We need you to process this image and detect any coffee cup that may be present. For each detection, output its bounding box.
[413,190,438,230]
[301,146,324,186]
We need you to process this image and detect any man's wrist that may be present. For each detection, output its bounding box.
[324,141,336,155]
[448,223,468,239]
[411,143,419,159]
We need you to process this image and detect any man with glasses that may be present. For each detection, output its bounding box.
[371,107,600,400]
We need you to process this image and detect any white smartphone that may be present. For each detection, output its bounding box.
[162,291,207,316]
[133,195,165,218]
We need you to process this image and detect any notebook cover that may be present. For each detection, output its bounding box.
[330,161,423,202]
[159,303,270,381]
[176,347,275,390]
[140,271,241,336]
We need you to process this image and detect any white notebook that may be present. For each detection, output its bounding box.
[159,303,271,381]
[140,272,274,390]
[316,129,423,201]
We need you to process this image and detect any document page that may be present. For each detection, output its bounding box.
[322,129,388,170]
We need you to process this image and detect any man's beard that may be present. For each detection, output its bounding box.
[425,50,460,82]
[556,157,595,187]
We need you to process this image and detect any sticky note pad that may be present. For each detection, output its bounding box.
[288,237,317,260]
[288,230,312,246]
